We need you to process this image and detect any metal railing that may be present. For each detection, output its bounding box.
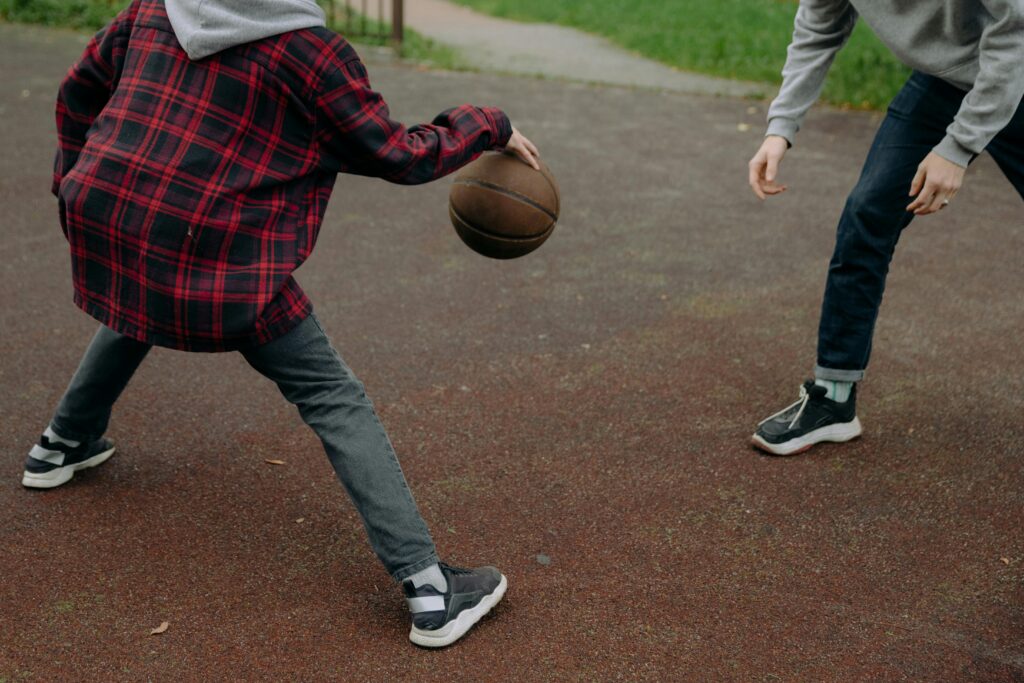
[317,0,405,46]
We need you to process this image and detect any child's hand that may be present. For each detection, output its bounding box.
[505,127,541,170]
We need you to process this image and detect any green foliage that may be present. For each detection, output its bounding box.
[0,0,126,30]
[0,0,461,68]
[450,0,910,109]
[0,0,908,106]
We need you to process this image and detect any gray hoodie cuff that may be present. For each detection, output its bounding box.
[933,135,973,169]
[765,118,798,147]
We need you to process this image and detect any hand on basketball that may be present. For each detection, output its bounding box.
[748,135,789,200]
[907,152,965,215]
[505,127,541,171]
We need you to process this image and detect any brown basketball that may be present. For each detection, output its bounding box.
[449,152,560,259]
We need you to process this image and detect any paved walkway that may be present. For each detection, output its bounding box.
[398,0,767,97]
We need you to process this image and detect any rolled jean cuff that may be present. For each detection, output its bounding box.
[814,365,864,382]
[391,552,441,583]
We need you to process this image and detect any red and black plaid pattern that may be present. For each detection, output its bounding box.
[55,0,511,352]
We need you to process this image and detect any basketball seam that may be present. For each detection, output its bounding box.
[452,178,559,222]
[450,205,555,243]
[537,168,561,215]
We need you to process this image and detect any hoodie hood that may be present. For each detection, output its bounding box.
[165,0,326,60]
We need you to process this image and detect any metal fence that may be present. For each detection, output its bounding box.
[317,0,405,46]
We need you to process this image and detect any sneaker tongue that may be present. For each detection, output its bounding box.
[804,381,827,399]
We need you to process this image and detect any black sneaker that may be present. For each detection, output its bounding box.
[752,381,862,456]
[22,435,116,489]
[403,563,507,648]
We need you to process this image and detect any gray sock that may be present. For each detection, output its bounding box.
[815,379,853,403]
[44,425,79,447]
[407,563,447,593]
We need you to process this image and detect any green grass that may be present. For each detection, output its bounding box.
[450,0,909,109]
[0,0,123,29]
[0,0,462,68]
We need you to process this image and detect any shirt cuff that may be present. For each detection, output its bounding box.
[765,117,798,147]
[933,134,973,168]
[482,107,513,149]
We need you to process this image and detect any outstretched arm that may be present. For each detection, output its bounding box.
[316,57,522,184]
[750,0,856,200]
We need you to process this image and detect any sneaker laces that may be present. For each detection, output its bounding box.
[758,382,818,429]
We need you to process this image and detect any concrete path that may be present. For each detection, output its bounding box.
[2,20,1023,683]
[397,0,768,97]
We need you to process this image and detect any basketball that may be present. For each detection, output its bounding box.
[449,152,560,259]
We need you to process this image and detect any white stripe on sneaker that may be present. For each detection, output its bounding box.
[407,595,446,613]
[28,445,66,466]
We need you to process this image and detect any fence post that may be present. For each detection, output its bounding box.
[391,0,404,47]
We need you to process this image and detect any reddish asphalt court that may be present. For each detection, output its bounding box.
[1,22,1022,682]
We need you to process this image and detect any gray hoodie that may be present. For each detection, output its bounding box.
[165,0,326,61]
[766,0,1024,167]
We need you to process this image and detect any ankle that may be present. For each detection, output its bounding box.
[814,379,853,403]
[44,425,80,448]
[406,563,448,593]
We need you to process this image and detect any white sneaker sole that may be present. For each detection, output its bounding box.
[409,574,507,648]
[21,446,116,489]
[752,418,863,456]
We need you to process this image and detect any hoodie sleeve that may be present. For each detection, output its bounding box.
[766,0,858,145]
[314,56,512,185]
[53,1,139,197]
[933,0,1024,167]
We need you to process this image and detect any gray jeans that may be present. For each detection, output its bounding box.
[50,314,439,581]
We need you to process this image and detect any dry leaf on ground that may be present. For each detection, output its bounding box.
[264,459,285,465]
[150,621,169,635]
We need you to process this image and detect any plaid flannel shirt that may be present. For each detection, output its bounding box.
[54,0,512,351]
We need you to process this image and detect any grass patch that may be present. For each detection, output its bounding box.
[326,10,465,69]
[450,0,909,108]
[0,0,462,68]
[0,0,123,29]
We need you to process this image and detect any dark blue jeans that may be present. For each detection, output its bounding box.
[50,315,439,581]
[815,72,1024,382]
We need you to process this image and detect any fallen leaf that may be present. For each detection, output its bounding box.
[264,459,285,465]
[150,621,169,635]
[295,518,305,524]
[1001,557,1010,565]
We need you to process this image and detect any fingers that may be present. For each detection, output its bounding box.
[748,155,767,200]
[906,186,931,213]
[908,166,925,199]
[923,188,948,214]
[523,136,540,159]
[766,154,779,184]
[907,181,955,215]
[507,129,541,170]
[516,144,540,170]
[906,174,958,215]
[748,154,787,200]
